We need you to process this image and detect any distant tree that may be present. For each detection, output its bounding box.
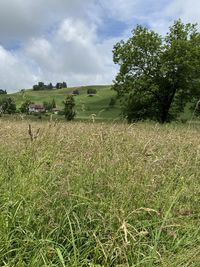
[43,101,52,112]
[47,83,53,90]
[87,88,97,96]
[63,95,76,120]
[38,82,44,88]
[52,98,56,108]
[33,84,39,90]
[20,100,32,114]
[113,20,200,123]
[42,99,56,112]
[7,98,17,114]
[109,97,116,107]
[72,89,80,95]
[62,82,67,88]
[0,98,16,114]
[33,82,47,90]
[56,83,62,89]
[0,89,7,94]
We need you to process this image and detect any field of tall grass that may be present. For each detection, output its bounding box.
[0,120,200,266]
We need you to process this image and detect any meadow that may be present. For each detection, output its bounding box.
[0,120,200,266]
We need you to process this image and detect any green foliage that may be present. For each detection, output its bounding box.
[62,81,67,88]
[52,98,56,108]
[56,83,62,89]
[33,82,67,91]
[33,82,46,91]
[113,20,200,123]
[43,101,51,112]
[0,97,16,114]
[47,82,53,90]
[109,96,116,107]
[72,89,80,95]
[0,89,7,94]
[63,95,76,120]
[43,99,56,112]
[56,82,67,89]
[87,88,97,96]
[20,100,32,114]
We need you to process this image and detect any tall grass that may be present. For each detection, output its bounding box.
[0,120,200,266]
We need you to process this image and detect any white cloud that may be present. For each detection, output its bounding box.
[0,0,95,43]
[58,19,97,43]
[164,0,200,25]
[25,38,55,72]
[1,0,200,92]
[23,18,117,88]
[0,0,118,92]
[0,46,37,90]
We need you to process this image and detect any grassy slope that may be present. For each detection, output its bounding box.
[0,120,200,266]
[7,85,121,121]
[1,85,195,121]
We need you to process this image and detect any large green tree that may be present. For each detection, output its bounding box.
[113,20,200,123]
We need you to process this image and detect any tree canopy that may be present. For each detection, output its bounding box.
[113,20,200,123]
[0,98,16,114]
[20,99,32,114]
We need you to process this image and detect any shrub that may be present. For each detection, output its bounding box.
[63,95,76,120]
[109,97,116,107]
[72,89,80,95]
[87,88,97,95]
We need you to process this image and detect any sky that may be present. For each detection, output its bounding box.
[0,0,200,92]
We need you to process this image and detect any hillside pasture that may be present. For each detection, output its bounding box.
[4,85,121,121]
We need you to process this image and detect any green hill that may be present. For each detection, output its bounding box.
[1,85,194,122]
[5,85,122,121]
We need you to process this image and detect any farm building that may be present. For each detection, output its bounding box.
[28,104,45,113]
[52,108,61,114]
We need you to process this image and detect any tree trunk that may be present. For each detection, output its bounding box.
[160,85,177,123]
[160,106,169,123]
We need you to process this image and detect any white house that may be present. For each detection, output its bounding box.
[52,108,61,114]
[28,104,45,113]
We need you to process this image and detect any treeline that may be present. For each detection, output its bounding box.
[33,81,67,91]
[0,89,7,95]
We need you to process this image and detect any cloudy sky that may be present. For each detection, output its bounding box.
[0,0,200,92]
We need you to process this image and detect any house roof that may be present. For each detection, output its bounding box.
[29,104,44,109]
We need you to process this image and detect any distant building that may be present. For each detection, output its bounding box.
[28,104,45,113]
[52,108,61,114]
